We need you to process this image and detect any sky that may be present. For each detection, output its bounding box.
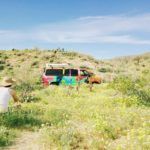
[0,0,150,59]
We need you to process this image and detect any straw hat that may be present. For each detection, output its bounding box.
[0,77,16,87]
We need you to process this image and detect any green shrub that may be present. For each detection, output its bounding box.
[113,96,139,107]
[111,76,150,106]
[2,55,9,60]
[0,64,4,70]
[63,51,79,57]
[15,81,34,91]
[20,93,40,103]
[98,67,112,73]
[31,61,39,67]
[80,65,90,70]
[0,107,43,128]
[111,76,135,95]
[92,114,117,140]
[0,126,17,146]
[15,82,41,102]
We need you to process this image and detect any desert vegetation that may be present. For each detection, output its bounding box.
[0,49,149,149]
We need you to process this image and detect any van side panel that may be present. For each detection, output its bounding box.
[42,68,89,86]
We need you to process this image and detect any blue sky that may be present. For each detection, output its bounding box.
[0,0,150,59]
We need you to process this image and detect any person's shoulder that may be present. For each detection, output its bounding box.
[9,88,16,95]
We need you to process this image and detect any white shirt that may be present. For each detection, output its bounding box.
[0,87,12,110]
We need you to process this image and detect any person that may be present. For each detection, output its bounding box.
[0,77,20,113]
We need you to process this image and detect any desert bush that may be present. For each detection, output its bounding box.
[0,107,43,128]
[134,56,141,65]
[2,55,8,60]
[107,125,150,149]
[0,64,4,70]
[0,126,17,146]
[15,82,34,92]
[15,82,41,102]
[20,93,40,103]
[40,126,85,149]
[63,51,79,58]
[80,65,90,70]
[16,53,23,56]
[111,76,135,95]
[14,76,42,102]
[43,55,50,60]
[98,67,113,73]
[11,48,16,51]
[113,95,139,107]
[111,76,150,106]
[0,59,5,64]
[20,58,25,62]
[13,62,42,88]
[92,113,117,140]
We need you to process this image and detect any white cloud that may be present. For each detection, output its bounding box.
[0,13,150,45]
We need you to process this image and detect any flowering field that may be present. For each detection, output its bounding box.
[0,50,150,149]
[0,82,149,149]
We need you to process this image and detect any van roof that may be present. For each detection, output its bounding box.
[45,63,70,68]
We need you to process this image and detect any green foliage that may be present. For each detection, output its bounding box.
[93,114,117,140]
[0,64,4,70]
[15,83,40,102]
[21,93,40,103]
[111,76,134,94]
[0,107,43,128]
[44,108,71,126]
[107,122,150,149]
[98,67,112,73]
[63,51,79,57]
[0,126,17,146]
[15,82,34,92]
[31,61,39,67]
[113,96,139,107]
[111,76,150,106]
[80,65,90,70]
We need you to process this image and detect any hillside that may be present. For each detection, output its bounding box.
[1,49,149,81]
[0,49,102,82]
[0,49,100,71]
[109,52,150,76]
[0,49,150,149]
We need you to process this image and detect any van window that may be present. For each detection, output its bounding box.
[80,70,89,76]
[64,69,78,76]
[71,69,78,76]
[64,69,70,76]
[45,69,63,76]
[80,70,85,76]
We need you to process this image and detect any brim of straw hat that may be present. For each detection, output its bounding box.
[0,79,16,87]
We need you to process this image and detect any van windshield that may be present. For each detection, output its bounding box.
[45,69,63,76]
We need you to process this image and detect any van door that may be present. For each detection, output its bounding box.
[61,69,79,85]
